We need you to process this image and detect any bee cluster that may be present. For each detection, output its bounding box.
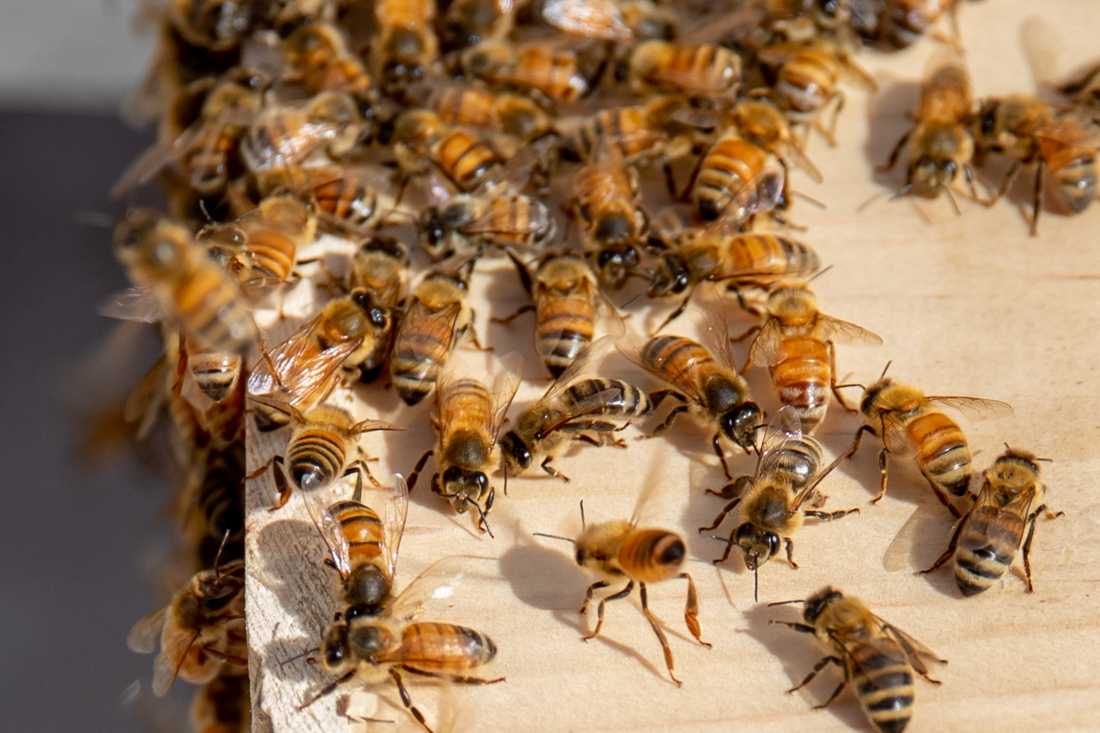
[105,1,1095,731]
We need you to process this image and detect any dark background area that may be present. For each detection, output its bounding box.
[0,110,189,730]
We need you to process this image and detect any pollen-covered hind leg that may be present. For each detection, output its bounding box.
[679,573,710,647]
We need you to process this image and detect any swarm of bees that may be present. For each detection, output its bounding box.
[104,1,1091,731]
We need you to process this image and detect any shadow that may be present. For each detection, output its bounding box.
[261,634,325,688]
[882,504,963,598]
[498,529,586,611]
[863,78,921,188]
[742,603,870,731]
[815,425,940,514]
[252,518,339,632]
[551,607,671,685]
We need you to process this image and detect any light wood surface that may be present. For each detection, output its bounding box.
[245,2,1100,730]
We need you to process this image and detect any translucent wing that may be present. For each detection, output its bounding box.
[126,607,167,654]
[629,452,667,527]
[301,490,352,578]
[754,406,803,482]
[791,450,844,512]
[817,316,883,346]
[110,137,190,198]
[348,418,403,435]
[246,316,360,408]
[123,355,168,440]
[616,328,709,406]
[747,317,784,367]
[490,352,524,444]
[542,0,632,41]
[697,285,740,374]
[538,335,618,406]
[152,630,202,697]
[875,617,948,671]
[537,387,635,438]
[384,474,410,580]
[924,396,1014,420]
[387,555,488,622]
[99,287,166,324]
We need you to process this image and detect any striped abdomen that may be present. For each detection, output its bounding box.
[329,499,385,570]
[882,0,950,48]
[478,195,550,247]
[309,171,378,230]
[286,426,349,490]
[721,234,820,279]
[641,335,718,396]
[619,529,686,583]
[436,129,498,191]
[560,378,652,422]
[243,225,296,283]
[433,85,495,127]
[391,301,460,405]
[506,46,586,102]
[847,637,915,733]
[1048,152,1098,214]
[184,124,240,194]
[905,411,972,497]
[195,447,245,545]
[770,336,831,434]
[574,165,639,244]
[535,288,596,377]
[573,106,662,162]
[761,433,823,491]
[398,623,497,673]
[191,673,248,733]
[172,263,256,353]
[644,43,740,97]
[440,379,493,469]
[777,51,838,113]
[953,505,1025,596]
[694,137,769,221]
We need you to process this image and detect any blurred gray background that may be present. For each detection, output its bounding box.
[0,4,194,730]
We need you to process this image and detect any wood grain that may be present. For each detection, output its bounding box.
[246,2,1100,730]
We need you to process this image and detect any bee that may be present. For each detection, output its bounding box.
[756,39,877,145]
[647,226,822,331]
[246,397,400,510]
[838,363,1013,517]
[533,482,711,686]
[426,82,555,143]
[743,281,882,434]
[459,40,600,105]
[179,340,247,449]
[106,210,256,354]
[920,447,1063,596]
[165,0,258,52]
[686,131,791,227]
[542,0,633,41]
[127,544,246,696]
[621,312,762,479]
[391,109,503,193]
[344,235,410,382]
[769,586,947,733]
[440,0,516,52]
[556,95,681,165]
[179,445,246,569]
[627,40,742,103]
[618,1,679,41]
[190,673,250,733]
[700,407,856,600]
[877,54,977,208]
[390,257,487,406]
[569,147,647,290]
[281,22,372,97]
[499,337,652,481]
[407,358,520,536]
[303,558,504,732]
[373,0,439,95]
[729,98,824,182]
[876,0,960,49]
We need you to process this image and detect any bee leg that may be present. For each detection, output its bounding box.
[490,304,535,325]
[784,538,799,569]
[678,573,710,647]
[647,404,689,437]
[662,161,680,199]
[877,129,911,174]
[199,646,248,667]
[579,580,610,615]
[817,92,844,147]
[786,655,842,694]
[803,507,859,522]
[465,311,494,352]
[869,447,891,505]
[984,160,1021,209]
[298,670,356,711]
[540,457,570,482]
[712,529,738,564]
[389,669,434,733]
[269,458,294,512]
[698,497,742,533]
[245,454,279,482]
[401,667,506,685]
[648,389,685,411]
[712,433,734,480]
[828,342,858,413]
[406,450,434,492]
[653,292,693,333]
[1029,158,1044,238]
[345,458,380,489]
[811,672,849,710]
[921,475,962,518]
[638,582,682,686]
[1021,504,1049,593]
[918,513,967,575]
[582,580,634,641]
[730,324,760,344]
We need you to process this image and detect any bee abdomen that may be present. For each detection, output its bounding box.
[537,302,595,376]
[247,230,296,282]
[1052,153,1098,213]
[400,623,497,672]
[331,500,385,564]
[908,412,972,496]
[771,337,830,434]
[564,379,652,418]
[287,429,347,488]
[312,177,377,228]
[641,335,710,388]
[179,267,254,352]
[437,130,498,191]
[778,54,835,113]
[851,641,914,733]
[620,529,685,583]
[392,323,454,405]
[953,507,1023,595]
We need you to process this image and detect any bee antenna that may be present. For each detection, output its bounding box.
[856,189,890,213]
[806,265,834,284]
[792,189,826,209]
[943,185,962,216]
[888,183,913,202]
[198,198,215,224]
[474,502,495,539]
[298,670,356,711]
[579,499,586,530]
[503,461,509,497]
[619,291,645,309]
[531,532,576,545]
[753,565,759,603]
[879,360,893,380]
[212,529,231,582]
[278,646,319,668]
[766,598,805,607]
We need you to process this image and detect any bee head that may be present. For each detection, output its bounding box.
[734,523,781,570]
[439,465,490,508]
[649,253,691,297]
[350,288,391,330]
[499,430,533,472]
[802,586,844,624]
[595,244,640,290]
[908,154,959,198]
[721,402,762,453]
[361,234,409,264]
[320,621,354,674]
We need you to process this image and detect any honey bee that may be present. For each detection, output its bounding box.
[344,235,410,382]
[281,22,372,97]
[729,98,824,182]
[756,39,876,145]
[302,557,504,731]
[618,1,680,40]
[743,281,882,434]
[127,545,246,696]
[700,407,855,600]
[569,147,647,290]
[499,337,652,480]
[876,0,960,49]
[166,0,258,52]
[390,257,487,406]
[179,445,246,569]
[769,586,947,733]
[245,398,400,510]
[440,0,516,52]
[556,96,679,165]
[201,193,318,288]
[190,672,250,733]
[391,110,503,193]
[106,210,257,354]
[179,340,247,449]
[542,0,633,41]
[627,40,742,103]
[621,312,762,478]
[877,54,977,207]
[459,40,600,105]
[686,131,791,227]
[533,481,711,686]
[373,0,439,95]
[406,357,520,536]
[920,447,1063,596]
[425,82,555,143]
[838,363,1013,516]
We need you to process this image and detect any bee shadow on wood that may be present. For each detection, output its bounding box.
[251,517,339,634]
[862,77,922,189]
[498,528,587,611]
[742,603,871,731]
[260,633,326,688]
[883,504,962,598]
[815,426,938,514]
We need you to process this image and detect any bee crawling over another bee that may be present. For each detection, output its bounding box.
[769,586,947,733]
[920,446,1063,596]
[534,476,711,686]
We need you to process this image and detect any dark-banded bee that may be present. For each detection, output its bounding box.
[700,407,855,600]
[459,40,600,105]
[440,0,516,52]
[290,164,407,235]
[245,398,399,510]
[687,131,790,226]
[875,0,961,49]
[627,40,742,103]
[921,447,1062,595]
[179,445,246,569]
[425,82,554,143]
[179,341,246,450]
[373,0,439,95]
[838,364,1013,516]
[391,109,502,193]
[556,96,680,165]
[770,586,947,733]
[534,480,711,686]
[500,337,652,481]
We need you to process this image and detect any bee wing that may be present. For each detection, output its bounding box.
[152,630,202,697]
[99,286,166,324]
[126,606,167,654]
[697,285,741,374]
[534,334,618,402]
[791,450,844,512]
[124,355,168,440]
[387,555,488,622]
[629,452,667,527]
[542,0,633,41]
[753,406,803,482]
[536,386,634,438]
[817,316,883,346]
[490,352,524,444]
[923,396,1014,420]
[616,328,709,406]
[247,318,359,405]
[747,317,784,367]
[875,617,949,671]
[384,474,410,580]
[349,418,403,435]
[301,490,352,579]
[110,136,189,198]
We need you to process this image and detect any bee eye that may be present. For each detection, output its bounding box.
[368,307,388,327]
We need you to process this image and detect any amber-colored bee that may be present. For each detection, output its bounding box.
[281,22,372,97]
[127,548,246,696]
[757,39,876,144]
[407,359,520,535]
[500,337,651,480]
[770,586,947,733]
[303,558,504,732]
[701,407,855,599]
[557,96,681,165]
[106,210,256,354]
[730,98,824,182]
[569,148,647,290]
[343,235,409,382]
[392,110,502,193]
[179,341,246,450]
[878,55,977,206]
[390,257,486,406]
[460,40,598,105]
[179,444,246,569]
[744,281,881,434]
[426,82,555,143]
[876,0,960,49]
[627,40,742,103]
[373,0,439,95]
[542,0,633,41]
[921,447,1062,596]
[166,0,257,52]
[621,314,762,476]
[534,483,711,686]
[440,0,516,52]
[687,131,791,227]
[202,193,318,288]
[838,364,1013,516]
[245,398,399,510]
[190,672,250,733]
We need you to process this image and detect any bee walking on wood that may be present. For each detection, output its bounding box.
[769,586,947,733]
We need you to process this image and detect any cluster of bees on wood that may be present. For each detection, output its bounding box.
[104,0,1098,731]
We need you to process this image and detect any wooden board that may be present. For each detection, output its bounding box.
[245,2,1100,730]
